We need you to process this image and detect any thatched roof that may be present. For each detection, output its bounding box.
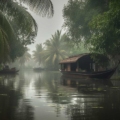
[59,53,109,64]
[59,53,89,64]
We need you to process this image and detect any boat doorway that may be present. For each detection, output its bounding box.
[71,63,77,71]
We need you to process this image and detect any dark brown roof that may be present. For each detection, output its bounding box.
[59,53,89,64]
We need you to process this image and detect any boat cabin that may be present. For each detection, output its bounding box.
[59,53,109,72]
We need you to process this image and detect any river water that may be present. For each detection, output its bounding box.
[0,70,120,120]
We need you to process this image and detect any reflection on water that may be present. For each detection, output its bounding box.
[0,70,120,120]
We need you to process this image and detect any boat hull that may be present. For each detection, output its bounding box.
[0,70,19,74]
[60,67,117,79]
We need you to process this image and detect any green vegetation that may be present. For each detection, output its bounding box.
[89,0,120,58]
[2,0,120,71]
[63,0,120,61]
[9,48,32,69]
[33,30,71,70]
[32,30,88,70]
[43,30,70,70]
[0,0,53,64]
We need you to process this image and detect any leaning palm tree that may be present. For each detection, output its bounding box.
[0,0,54,64]
[0,5,37,63]
[0,11,15,64]
[0,0,54,17]
[19,0,54,17]
[0,0,53,63]
[43,30,70,70]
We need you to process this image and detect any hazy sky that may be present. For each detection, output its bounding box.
[27,0,68,53]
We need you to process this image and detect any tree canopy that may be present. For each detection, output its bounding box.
[43,30,70,70]
[63,0,107,42]
[63,0,120,60]
[89,0,120,57]
[0,0,54,64]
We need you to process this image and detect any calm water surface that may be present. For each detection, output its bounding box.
[0,70,120,120]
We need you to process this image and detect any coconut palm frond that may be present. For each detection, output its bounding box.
[42,30,70,69]
[45,56,51,62]
[0,27,10,63]
[1,1,38,45]
[52,53,57,64]
[20,0,54,17]
[0,11,16,42]
[0,29,4,57]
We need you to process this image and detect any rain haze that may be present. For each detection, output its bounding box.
[27,0,68,53]
[1,1,120,120]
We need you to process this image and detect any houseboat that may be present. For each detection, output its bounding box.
[59,53,117,79]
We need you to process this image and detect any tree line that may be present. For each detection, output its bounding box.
[32,0,120,69]
[0,0,120,69]
[63,0,120,61]
[11,30,88,70]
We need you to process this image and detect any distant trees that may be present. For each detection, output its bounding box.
[32,30,88,70]
[43,30,69,70]
[33,30,70,70]
[33,44,44,65]
[69,42,89,55]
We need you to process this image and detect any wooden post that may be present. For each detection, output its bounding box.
[67,63,71,71]
[76,62,79,71]
[94,63,98,72]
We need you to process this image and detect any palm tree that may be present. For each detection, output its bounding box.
[0,0,54,17]
[33,44,44,66]
[0,8,22,63]
[0,0,54,64]
[43,30,70,70]
[20,0,54,17]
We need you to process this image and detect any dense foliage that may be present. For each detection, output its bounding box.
[89,0,120,57]
[63,0,120,60]
[63,0,107,42]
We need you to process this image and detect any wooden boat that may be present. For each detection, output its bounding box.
[59,53,118,79]
[0,69,19,74]
[60,66,117,79]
